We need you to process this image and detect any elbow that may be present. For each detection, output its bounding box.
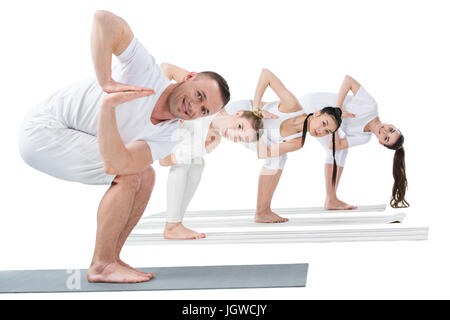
[158,160,170,167]
[261,68,271,76]
[94,10,113,22]
[103,158,129,175]
[160,62,168,71]
[103,162,119,175]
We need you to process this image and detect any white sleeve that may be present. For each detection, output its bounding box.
[145,139,178,162]
[142,125,185,162]
[346,133,371,148]
[354,86,377,106]
[115,37,165,80]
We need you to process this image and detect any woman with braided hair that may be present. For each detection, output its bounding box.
[233,73,409,224]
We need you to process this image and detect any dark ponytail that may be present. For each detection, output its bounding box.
[301,113,313,147]
[302,107,343,187]
[385,134,409,208]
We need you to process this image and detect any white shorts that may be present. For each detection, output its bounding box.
[18,108,115,185]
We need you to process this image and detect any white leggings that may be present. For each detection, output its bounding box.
[166,157,205,223]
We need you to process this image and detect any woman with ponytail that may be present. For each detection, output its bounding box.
[233,68,347,222]
[321,75,409,210]
[244,73,409,223]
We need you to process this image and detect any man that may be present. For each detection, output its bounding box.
[18,10,230,283]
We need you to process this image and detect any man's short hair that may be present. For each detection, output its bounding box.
[198,71,230,107]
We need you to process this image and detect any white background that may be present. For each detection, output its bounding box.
[0,0,449,299]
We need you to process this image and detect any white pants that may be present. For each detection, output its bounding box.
[18,108,115,185]
[166,158,205,223]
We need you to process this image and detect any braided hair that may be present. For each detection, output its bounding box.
[301,107,343,186]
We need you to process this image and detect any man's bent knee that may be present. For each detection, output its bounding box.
[138,166,155,194]
[113,173,142,192]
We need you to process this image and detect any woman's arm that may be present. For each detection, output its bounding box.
[253,68,301,110]
[335,75,361,108]
[328,132,350,151]
[159,153,178,166]
[205,130,222,153]
[160,63,190,83]
[98,90,155,175]
[256,137,303,159]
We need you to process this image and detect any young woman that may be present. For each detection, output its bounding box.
[323,75,408,209]
[159,65,344,239]
[225,68,346,223]
[242,74,409,224]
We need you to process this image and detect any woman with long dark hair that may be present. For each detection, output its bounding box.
[239,74,409,224]
[304,75,408,210]
[225,68,346,222]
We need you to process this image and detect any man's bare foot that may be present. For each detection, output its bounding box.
[325,198,357,210]
[87,262,153,283]
[164,222,206,240]
[116,259,154,277]
[255,209,289,223]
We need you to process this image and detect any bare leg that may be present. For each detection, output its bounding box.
[255,168,289,223]
[324,164,357,210]
[87,173,152,283]
[115,166,156,277]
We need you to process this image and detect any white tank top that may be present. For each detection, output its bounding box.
[261,101,306,145]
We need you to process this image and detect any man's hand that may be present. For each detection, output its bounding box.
[103,89,155,108]
[102,79,155,94]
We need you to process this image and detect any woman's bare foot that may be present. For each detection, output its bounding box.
[87,262,153,283]
[164,222,206,240]
[116,258,154,277]
[255,209,289,223]
[325,198,357,210]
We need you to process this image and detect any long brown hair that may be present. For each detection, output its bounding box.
[385,134,409,208]
[302,107,343,186]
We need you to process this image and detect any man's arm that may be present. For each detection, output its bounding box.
[335,75,361,108]
[160,63,190,83]
[98,91,155,175]
[91,10,152,93]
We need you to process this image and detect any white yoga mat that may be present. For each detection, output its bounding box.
[142,204,387,219]
[136,211,404,230]
[128,226,429,245]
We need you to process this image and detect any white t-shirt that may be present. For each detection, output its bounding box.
[298,86,379,148]
[224,87,378,169]
[36,37,180,161]
[171,115,215,164]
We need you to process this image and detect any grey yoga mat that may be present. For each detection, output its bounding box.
[0,263,308,294]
